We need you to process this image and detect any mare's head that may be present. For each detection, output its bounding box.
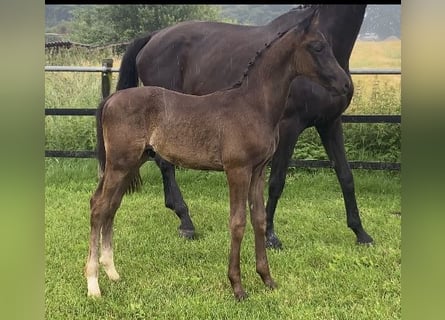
[291,6,351,96]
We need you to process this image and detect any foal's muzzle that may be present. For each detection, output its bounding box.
[331,76,352,97]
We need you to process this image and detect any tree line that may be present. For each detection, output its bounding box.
[45,5,400,45]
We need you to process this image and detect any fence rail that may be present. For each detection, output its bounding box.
[44,66,401,75]
[44,108,401,123]
[45,60,401,170]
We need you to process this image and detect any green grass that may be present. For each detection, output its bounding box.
[45,159,401,319]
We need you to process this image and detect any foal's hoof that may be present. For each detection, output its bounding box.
[87,277,101,298]
[105,270,120,281]
[87,291,102,299]
[265,233,283,250]
[234,290,248,301]
[178,228,195,240]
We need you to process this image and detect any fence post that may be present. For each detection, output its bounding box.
[101,58,113,99]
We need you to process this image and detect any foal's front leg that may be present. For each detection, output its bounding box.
[226,167,251,300]
[249,164,276,289]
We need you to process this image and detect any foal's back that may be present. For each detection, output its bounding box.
[104,86,276,171]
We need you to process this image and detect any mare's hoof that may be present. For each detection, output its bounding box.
[179,228,195,240]
[356,231,374,245]
[358,240,374,247]
[265,233,283,250]
[265,279,278,290]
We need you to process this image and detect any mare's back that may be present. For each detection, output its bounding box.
[136,20,276,94]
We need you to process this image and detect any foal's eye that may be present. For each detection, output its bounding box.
[310,42,324,52]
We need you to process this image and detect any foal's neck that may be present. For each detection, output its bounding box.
[236,31,298,127]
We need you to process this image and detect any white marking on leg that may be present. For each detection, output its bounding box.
[85,249,101,297]
[87,276,101,297]
[100,247,120,281]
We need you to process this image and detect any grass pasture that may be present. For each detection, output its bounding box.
[45,159,401,319]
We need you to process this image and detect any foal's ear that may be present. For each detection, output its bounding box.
[302,6,321,34]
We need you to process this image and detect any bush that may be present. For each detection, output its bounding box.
[293,77,401,163]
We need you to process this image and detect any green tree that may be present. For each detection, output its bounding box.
[69,5,222,45]
[46,5,77,29]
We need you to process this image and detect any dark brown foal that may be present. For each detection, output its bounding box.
[85,7,350,300]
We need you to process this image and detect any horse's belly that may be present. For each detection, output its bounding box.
[149,133,223,171]
[163,153,224,171]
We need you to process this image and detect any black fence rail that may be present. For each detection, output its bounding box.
[45,59,401,170]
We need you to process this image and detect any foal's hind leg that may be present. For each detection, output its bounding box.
[249,164,276,290]
[316,119,373,244]
[85,165,133,297]
[100,191,124,282]
[154,155,195,239]
[85,181,105,297]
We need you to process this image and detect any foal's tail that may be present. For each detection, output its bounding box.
[96,97,143,193]
[112,32,155,192]
[96,98,108,176]
[115,32,155,90]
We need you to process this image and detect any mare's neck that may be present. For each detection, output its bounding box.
[267,7,309,33]
[318,5,366,70]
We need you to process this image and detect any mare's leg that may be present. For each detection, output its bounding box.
[154,155,195,239]
[226,167,251,300]
[316,118,373,244]
[85,165,133,297]
[265,117,305,249]
[248,164,276,289]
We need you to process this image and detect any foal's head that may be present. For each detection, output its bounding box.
[291,7,351,96]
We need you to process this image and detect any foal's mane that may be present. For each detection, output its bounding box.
[230,5,318,90]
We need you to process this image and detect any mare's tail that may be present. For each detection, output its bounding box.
[95,97,143,193]
[115,32,155,90]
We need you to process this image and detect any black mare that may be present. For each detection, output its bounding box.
[114,5,373,248]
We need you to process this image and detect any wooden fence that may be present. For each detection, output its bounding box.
[45,59,401,170]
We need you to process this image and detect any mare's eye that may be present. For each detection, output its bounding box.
[310,41,324,52]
